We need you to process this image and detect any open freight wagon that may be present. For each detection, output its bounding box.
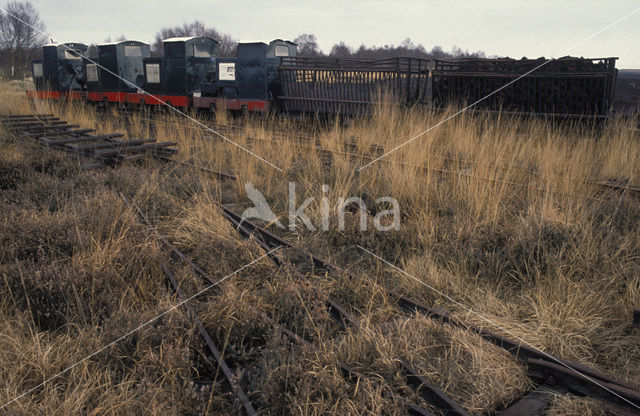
[431,56,618,118]
[277,57,430,116]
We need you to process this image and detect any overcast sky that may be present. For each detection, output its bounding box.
[25,0,640,68]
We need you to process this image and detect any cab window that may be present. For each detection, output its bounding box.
[193,44,211,58]
[124,46,142,57]
[274,45,289,57]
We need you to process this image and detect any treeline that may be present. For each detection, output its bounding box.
[294,34,486,60]
[85,24,487,64]
[145,24,487,60]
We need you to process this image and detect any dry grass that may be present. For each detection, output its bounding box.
[0,85,639,415]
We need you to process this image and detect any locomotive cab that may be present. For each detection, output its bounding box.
[266,39,296,98]
[144,36,219,97]
[87,40,150,93]
[161,36,219,96]
[236,39,296,100]
[33,42,88,93]
[201,56,239,99]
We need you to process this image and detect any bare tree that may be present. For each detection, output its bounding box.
[152,20,236,57]
[430,45,447,59]
[293,33,321,57]
[0,0,46,79]
[329,42,351,58]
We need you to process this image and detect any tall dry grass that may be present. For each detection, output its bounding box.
[1,86,639,414]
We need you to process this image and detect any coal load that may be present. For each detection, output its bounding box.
[431,56,618,117]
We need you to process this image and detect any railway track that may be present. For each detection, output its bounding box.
[6,110,640,414]
[217,200,640,415]
[134,113,640,200]
[122,193,440,415]
[119,153,640,415]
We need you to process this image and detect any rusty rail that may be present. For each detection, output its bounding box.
[165,154,640,414]
[196,199,470,415]
[161,264,258,416]
[123,194,433,416]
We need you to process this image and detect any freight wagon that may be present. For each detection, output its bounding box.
[431,57,618,118]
